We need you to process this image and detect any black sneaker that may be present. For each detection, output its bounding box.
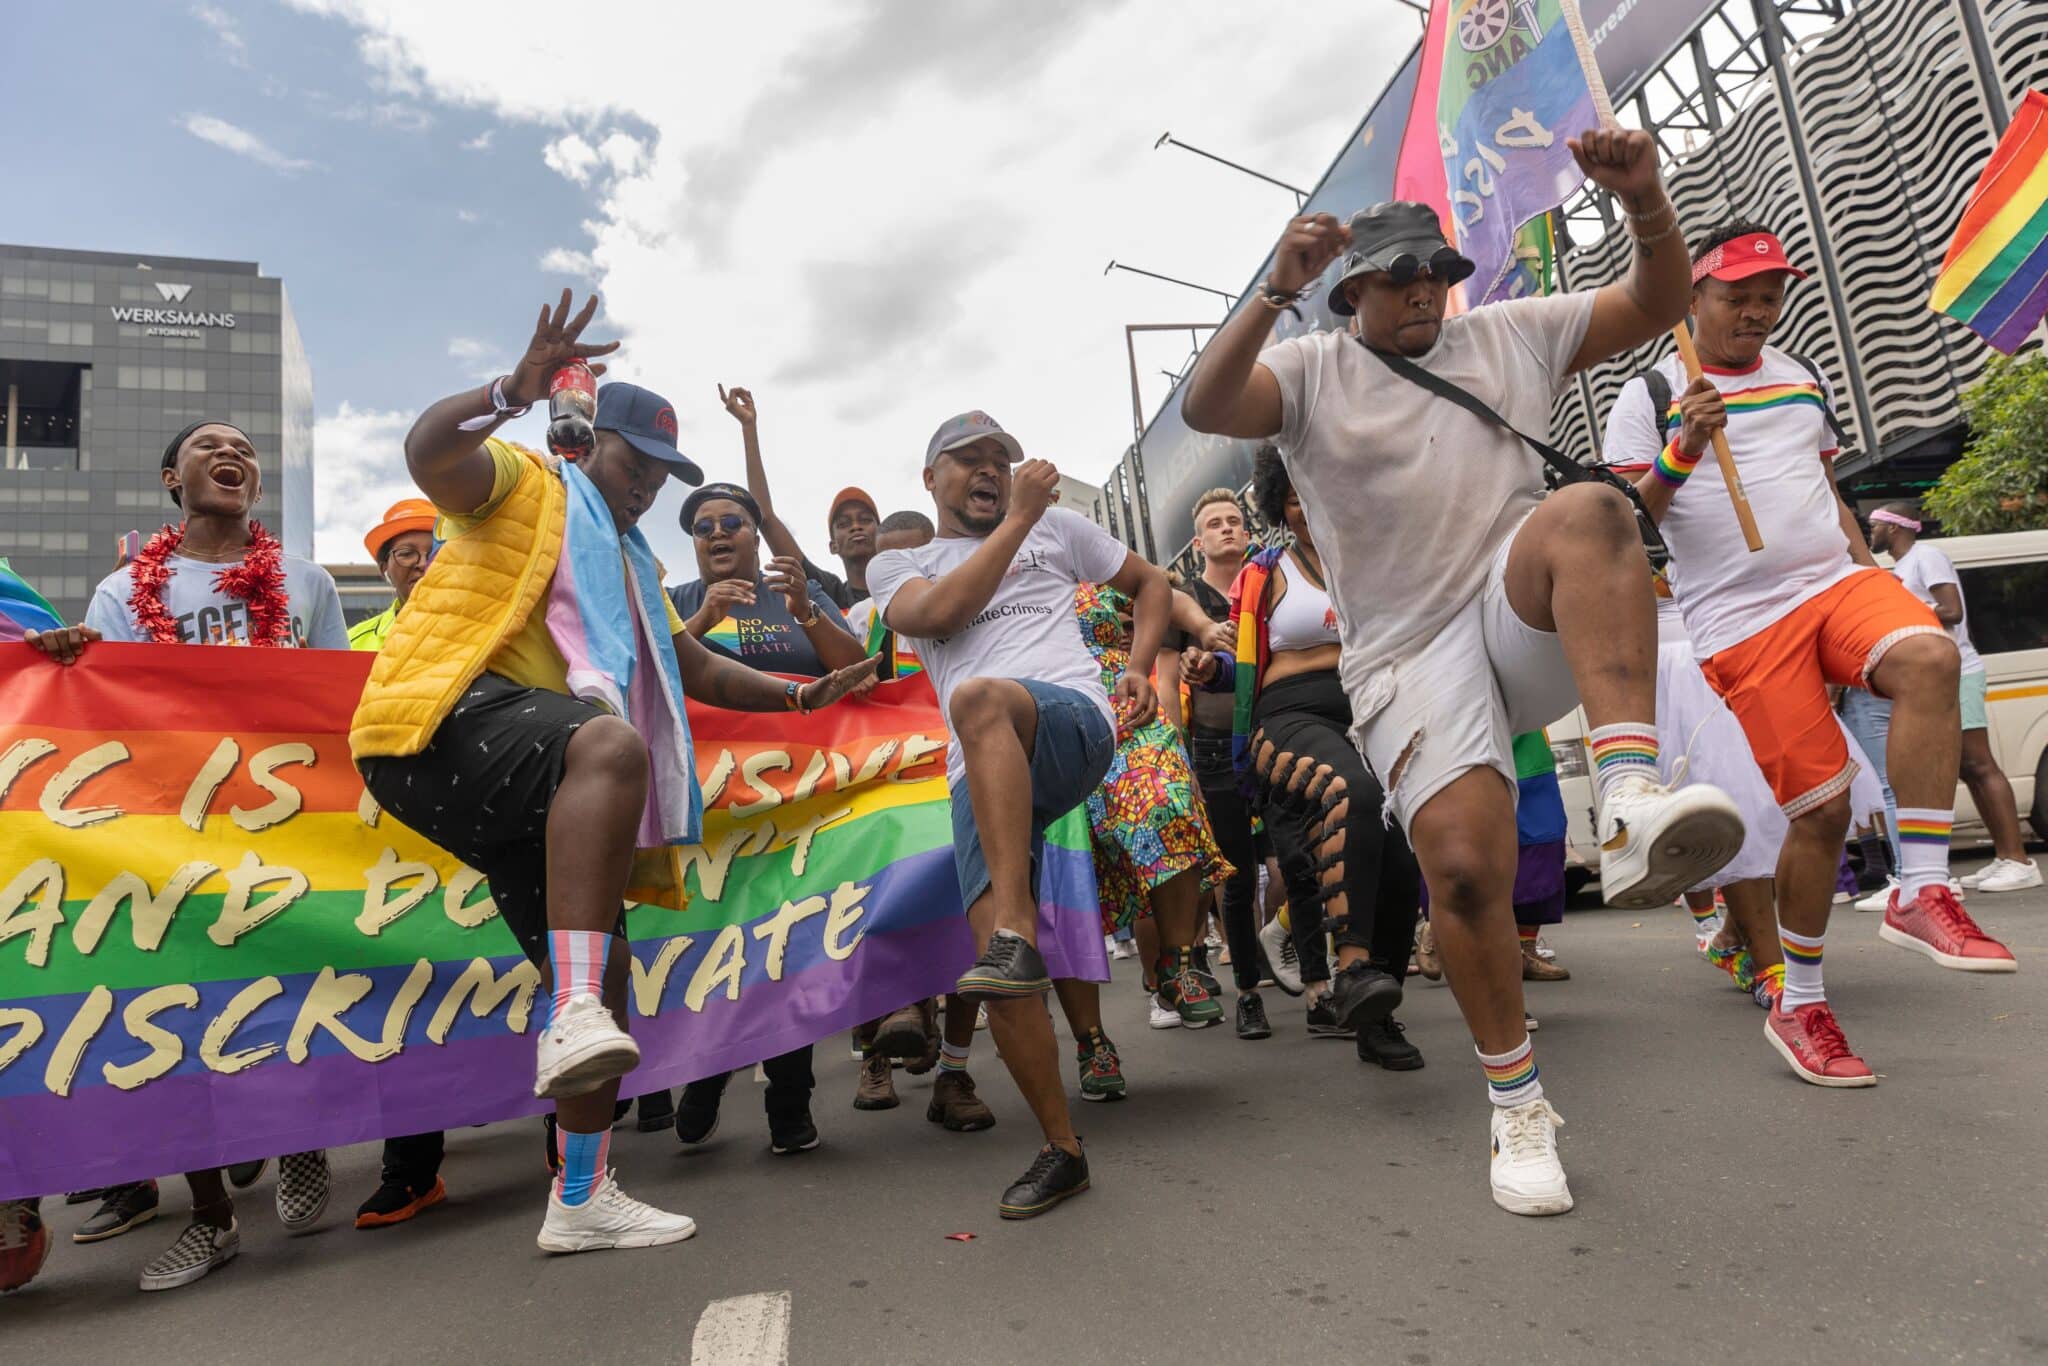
[1325,961,1403,1031]
[1305,995,1353,1038]
[999,1142,1090,1219]
[955,929,1051,1001]
[1355,1016,1425,1071]
[226,1160,267,1190]
[676,1083,724,1147]
[1235,993,1272,1040]
[73,1181,159,1244]
[634,1089,676,1132]
[769,1108,820,1155]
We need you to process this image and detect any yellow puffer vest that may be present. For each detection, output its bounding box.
[350,442,564,760]
[348,442,688,912]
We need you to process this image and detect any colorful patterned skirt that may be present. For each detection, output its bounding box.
[1082,713,1233,933]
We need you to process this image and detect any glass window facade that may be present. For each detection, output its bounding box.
[0,244,312,624]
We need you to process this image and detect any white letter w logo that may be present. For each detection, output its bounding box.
[154,282,193,304]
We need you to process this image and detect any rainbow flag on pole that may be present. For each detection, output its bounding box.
[1932,89,2048,354]
[0,560,63,643]
[0,644,1100,1198]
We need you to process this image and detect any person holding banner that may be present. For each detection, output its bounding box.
[1604,223,2016,1087]
[349,291,875,1257]
[1180,129,1744,1218]
[24,418,346,1289]
[868,411,1170,1219]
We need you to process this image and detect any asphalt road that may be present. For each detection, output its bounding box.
[8,855,2045,1365]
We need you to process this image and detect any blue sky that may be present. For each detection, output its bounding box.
[7,2,1413,579]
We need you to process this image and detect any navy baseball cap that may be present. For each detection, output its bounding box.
[595,382,703,486]
[924,411,1024,468]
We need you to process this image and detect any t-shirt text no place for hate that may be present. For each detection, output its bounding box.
[667,574,852,678]
[866,507,1130,787]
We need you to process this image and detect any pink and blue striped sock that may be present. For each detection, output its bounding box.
[553,1124,610,1207]
[1588,723,1660,806]
[1895,807,1953,903]
[548,930,613,1023]
[1477,1036,1542,1108]
[1778,926,1825,1013]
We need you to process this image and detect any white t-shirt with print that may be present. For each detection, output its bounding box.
[867,507,1129,787]
[1257,291,1595,701]
[1603,347,1862,659]
[86,552,348,649]
[1893,541,1981,674]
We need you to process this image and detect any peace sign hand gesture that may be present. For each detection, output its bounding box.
[506,289,621,406]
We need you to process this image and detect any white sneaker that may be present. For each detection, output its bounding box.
[1488,1099,1572,1216]
[1855,876,1900,913]
[1597,775,1745,910]
[534,993,640,1100]
[536,1171,696,1253]
[1148,994,1180,1030]
[1110,938,1138,961]
[1972,858,2043,893]
[1256,917,1306,996]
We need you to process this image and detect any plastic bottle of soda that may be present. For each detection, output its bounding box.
[546,362,598,459]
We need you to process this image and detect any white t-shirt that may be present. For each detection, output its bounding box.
[86,552,348,649]
[867,508,1130,786]
[1893,541,1981,674]
[1258,291,1595,700]
[1603,347,1861,659]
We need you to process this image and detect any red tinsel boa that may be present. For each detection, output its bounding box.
[127,521,292,646]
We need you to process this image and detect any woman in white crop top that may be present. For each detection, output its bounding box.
[1182,447,1423,1062]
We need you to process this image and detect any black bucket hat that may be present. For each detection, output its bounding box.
[1327,201,1476,315]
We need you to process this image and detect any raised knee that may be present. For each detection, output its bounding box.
[1880,635,1960,698]
[570,714,649,788]
[1555,481,1635,540]
[946,677,1008,738]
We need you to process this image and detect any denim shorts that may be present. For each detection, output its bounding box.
[950,679,1115,909]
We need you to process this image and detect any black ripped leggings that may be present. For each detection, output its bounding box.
[1250,671,1421,985]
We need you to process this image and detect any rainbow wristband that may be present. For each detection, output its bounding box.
[1651,435,1703,489]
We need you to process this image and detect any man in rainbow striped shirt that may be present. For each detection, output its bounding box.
[1604,219,2017,1091]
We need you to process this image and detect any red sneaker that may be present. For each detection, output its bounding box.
[1880,886,2017,972]
[0,1199,50,1293]
[1764,1002,1876,1087]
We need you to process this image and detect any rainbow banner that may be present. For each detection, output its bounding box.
[0,644,1102,1199]
[1932,89,2048,354]
[1396,0,1599,306]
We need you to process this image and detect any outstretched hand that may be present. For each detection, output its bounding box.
[506,290,620,406]
[1566,127,1663,207]
[718,383,757,428]
[800,655,882,711]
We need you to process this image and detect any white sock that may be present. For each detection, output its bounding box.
[1895,806,1953,902]
[1588,723,1660,808]
[1477,1036,1542,1108]
[1778,926,1825,1013]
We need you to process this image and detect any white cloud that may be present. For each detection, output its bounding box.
[312,403,416,561]
[542,132,601,185]
[455,207,479,223]
[445,335,505,379]
[463,129,494,151]
[290,2,1406,567]
[331,100,434,131]
[192,3,247,65]
[179,113,313,173]
[538,246,596,276]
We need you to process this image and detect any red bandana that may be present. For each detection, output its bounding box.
[128,522,292,646]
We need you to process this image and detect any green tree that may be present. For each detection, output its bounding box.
[1924,353,2048,534]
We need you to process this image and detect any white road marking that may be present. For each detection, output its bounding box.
[690,1290,792,1366]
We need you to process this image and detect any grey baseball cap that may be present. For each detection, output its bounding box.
[924,411,1025,468]
[1327,201,1476,315]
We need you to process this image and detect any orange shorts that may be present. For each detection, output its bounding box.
[1699,570,1944,817]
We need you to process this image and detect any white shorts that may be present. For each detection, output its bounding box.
[1347,516,1580,829]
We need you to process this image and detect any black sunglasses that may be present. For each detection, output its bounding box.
[691,513,751,539]
[1381,247,1470,287]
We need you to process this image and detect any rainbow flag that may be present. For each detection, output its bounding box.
[1395,0,1599,307]
[1932,90,2048,354]
[0,560,62,643]
[860,603,922,679]
[0,644,1101,1199]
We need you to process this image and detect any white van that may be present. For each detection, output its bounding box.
[1546,527,2048,878]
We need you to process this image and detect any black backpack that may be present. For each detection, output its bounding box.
[1635,351,1850,449]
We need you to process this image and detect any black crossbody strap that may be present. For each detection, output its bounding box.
[1360,337,1669,568]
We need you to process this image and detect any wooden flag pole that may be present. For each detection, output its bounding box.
[1556,0,1764,552]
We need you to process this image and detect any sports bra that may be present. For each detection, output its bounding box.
[1267,550,1341,653]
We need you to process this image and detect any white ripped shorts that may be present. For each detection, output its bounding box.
[1346,515,1581,829]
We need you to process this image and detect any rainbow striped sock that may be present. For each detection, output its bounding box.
[1588,723,1661,806]
[1895,806,1953,902]
[1477,1036,1542,1108]
[1778,927,1825,1013]
[1686,899,1718,927]
[548,930,613,1023]
[552,1124,610,1207]
[938,1039,970,1075]
[1517,923,1541,944]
